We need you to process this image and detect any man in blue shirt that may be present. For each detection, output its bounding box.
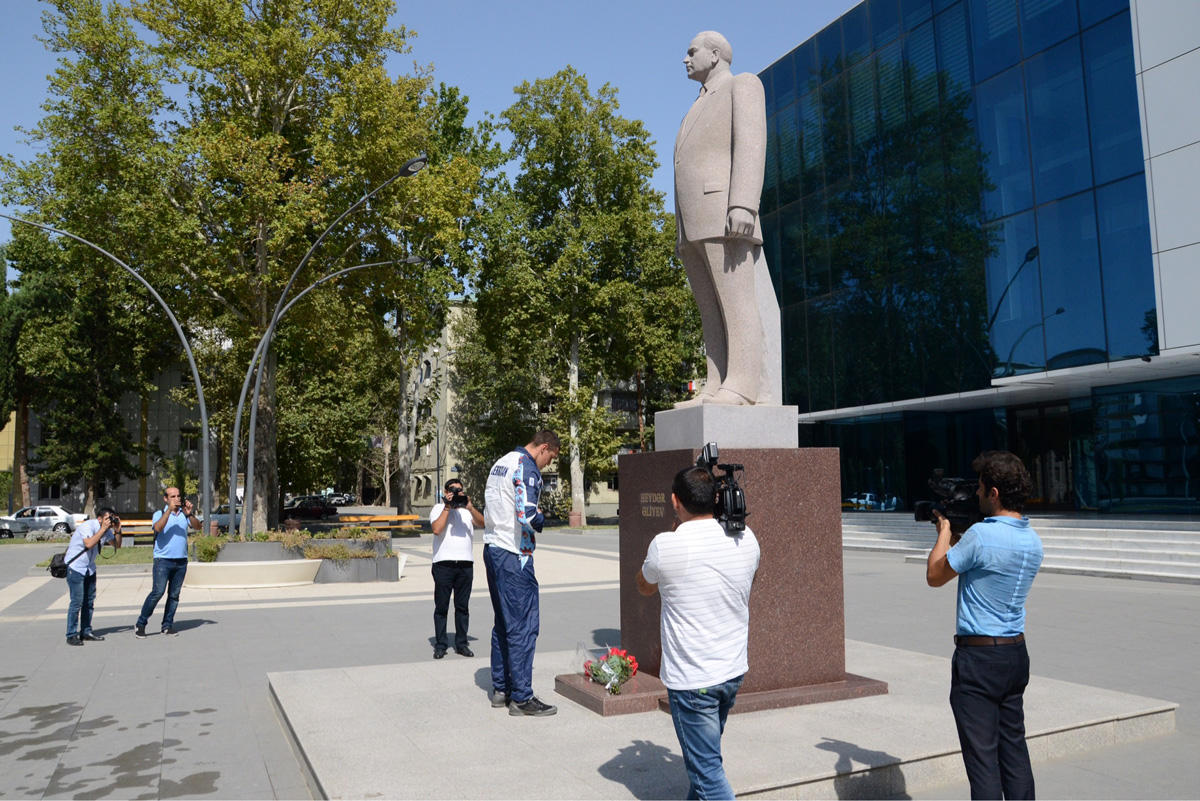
[64,508,122,645]
[135,486,200,638]
[927,450,1044,800]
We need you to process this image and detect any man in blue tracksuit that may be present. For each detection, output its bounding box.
[482,429,560,716]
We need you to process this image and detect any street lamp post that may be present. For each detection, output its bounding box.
[1,213,213,526]
[236,155,427,537]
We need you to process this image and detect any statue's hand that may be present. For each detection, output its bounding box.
[726,207,756,238]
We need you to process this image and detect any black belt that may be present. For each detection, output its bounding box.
[954,633,1025,646]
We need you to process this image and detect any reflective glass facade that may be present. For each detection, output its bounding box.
[760,0,1186,512]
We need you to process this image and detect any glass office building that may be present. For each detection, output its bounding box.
[759,0,1200,513]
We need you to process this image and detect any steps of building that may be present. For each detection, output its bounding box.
[842,513,1200,583]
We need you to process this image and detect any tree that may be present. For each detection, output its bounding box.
[3,0,482,530]
[0,0,184,513]
[1,228,148,514]
[472,67,691,523]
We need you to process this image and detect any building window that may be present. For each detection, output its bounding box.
[39,483,61,500]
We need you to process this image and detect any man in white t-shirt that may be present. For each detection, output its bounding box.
[429,478,484,659]
[637,466,760,800]
[64,508,123,646]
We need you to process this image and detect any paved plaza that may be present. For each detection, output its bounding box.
[0,529,1196,799]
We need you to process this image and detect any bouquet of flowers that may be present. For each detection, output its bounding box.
[583,647,639,695]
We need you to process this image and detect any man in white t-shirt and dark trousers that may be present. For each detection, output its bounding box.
[429,478,484,659]
[637,466,760,800]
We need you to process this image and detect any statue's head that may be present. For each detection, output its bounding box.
[684,31,732,83]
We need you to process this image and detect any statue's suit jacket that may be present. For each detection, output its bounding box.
[674,69,766,250]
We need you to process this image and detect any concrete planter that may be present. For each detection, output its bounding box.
[315,558,378,583]
[376,554,399,582]
[216,542,293,562]
[185,559,321,588]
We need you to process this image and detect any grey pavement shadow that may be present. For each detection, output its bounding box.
[171,618,215,632]
[592,628,621,649]
[472,667,492,694]
[91,624,136,637]
[815,737,910,800]
[597,738,686,799]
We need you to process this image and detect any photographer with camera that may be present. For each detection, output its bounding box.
[134,486,200,638]
[64,508,122,646]
[636,465,760,800]
[429,479,484,659]
[926,451,1044,800]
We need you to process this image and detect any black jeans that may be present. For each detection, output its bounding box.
[950,641,1035,800]
[431,560,473,650]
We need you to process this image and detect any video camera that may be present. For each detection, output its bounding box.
[696,442,748,534]
[913,472,983,537]
[447,487,469,509]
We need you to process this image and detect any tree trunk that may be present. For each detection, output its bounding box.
[635,369,646,450]
[568,335,585,527]
[251,349,279,533]
[138,395,149,511]
[381,430,392,507]
[15,395,31,507]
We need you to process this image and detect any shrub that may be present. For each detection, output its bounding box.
[302,542,377,560]
[194,536,227,563]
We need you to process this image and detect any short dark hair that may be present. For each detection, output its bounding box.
[672,467,715,515]
[444,479,462,492]
[530,430,561,451]
[972,450,1033,513]
[97,506,117,518]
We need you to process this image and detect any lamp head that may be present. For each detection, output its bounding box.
[398,155,427,177]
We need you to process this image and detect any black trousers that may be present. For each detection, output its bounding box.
[950,641,1035,800]
[432,560,473,649]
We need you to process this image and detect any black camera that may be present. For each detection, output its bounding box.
[913,473,982,537]
[696,442,748,534]
[447,488,468,509]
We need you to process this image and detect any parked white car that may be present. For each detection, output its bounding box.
[0,505,87,538]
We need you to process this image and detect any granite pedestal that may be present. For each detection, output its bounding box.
[557,445,887,716]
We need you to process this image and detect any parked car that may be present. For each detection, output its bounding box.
[842,493,880,511]
[281,496,337,520]
[209,504,243,532]
[327,492,356,506]
[0,505,86,537]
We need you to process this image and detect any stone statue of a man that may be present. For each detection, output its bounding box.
[674,31,781,407]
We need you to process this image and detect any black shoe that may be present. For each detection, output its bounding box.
[455,645,474,657]
[134,626,147,639]
[66,636,83,646]
[490,689,510,708]
[161,627,179,637]
[81,632,105,641]
[509,696,557,717]
[433,647,447,659]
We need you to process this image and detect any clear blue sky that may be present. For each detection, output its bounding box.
[0,0,854,259]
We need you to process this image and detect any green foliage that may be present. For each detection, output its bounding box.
[193,535,226,562]
[537,485,572,521]
[302,542,377,560]
[0,472,11,507]
[1,0,487,529]
[459,68,700,513]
